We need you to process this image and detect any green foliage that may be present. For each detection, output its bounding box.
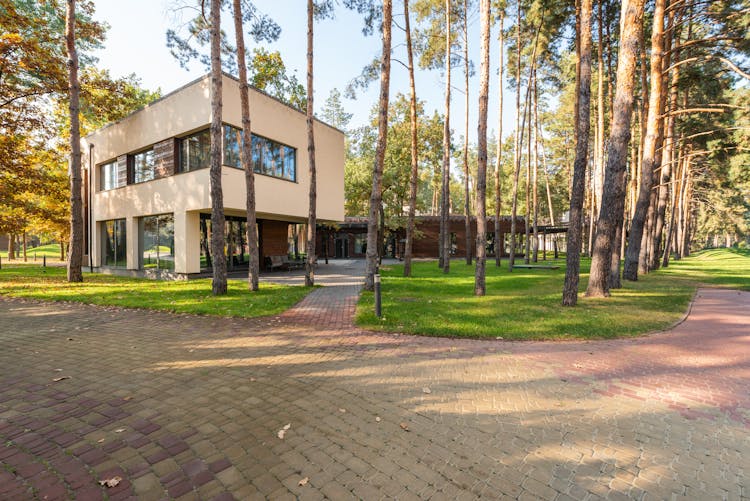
[0,265,313,318]
[247,48,306,109]
[344,95,447,222]
[356,248,750,339]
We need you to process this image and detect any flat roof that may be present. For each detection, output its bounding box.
[84,72,345,139]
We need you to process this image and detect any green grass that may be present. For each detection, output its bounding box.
[356,248,750,340]
[0,265,312,318]
[1,243,63,260]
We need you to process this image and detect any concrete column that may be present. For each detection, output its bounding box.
[175,211,200,274]
[126,216,139,270]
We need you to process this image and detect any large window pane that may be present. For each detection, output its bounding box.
[100,161,116,190]
[132,149,155,183]
[102,219,126,268]
[179,130,210,172]
[222,125,296,182]
[223,125,242,168]
[142,214,175,271]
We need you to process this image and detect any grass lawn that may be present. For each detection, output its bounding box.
[356,248,750,340]
[0,265,312,318]
[1,243,64,260]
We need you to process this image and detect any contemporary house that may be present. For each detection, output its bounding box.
[82,73,345,278]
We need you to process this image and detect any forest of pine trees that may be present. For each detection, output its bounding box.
[1,0,748,301]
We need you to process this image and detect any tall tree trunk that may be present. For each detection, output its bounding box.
[209,0,227,295]
[623,0,666,281]
[22,230,27,262]
[364,0,392,290]
[586,0,644,297]
[233,0,260,292]
[440,0,452,274]
[463,0,472,265]
[532,67,539,263]
[595,0,605,218]
[494,11,504,267]
[305,0,317,287]
[562,0,593,306]
[524,70,532,265]
[475,0,490,295]
[403,0,419,278]
[509,0,522,272]
[651,11,679,271]
[7,233,15,260]
[66,0,83,282]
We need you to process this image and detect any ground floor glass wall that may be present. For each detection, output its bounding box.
[102,219,126,268]
[141,214,175,270]
[199,214,253,271]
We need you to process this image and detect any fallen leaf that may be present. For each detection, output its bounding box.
[338,408,346,413]
[422,387,431,394]
[67,338,74,341]
[298,477,309,486]
[375,416,381,422]
[114,428,126,433]
[97,438,105,443]
[277,423,291,439]
[573,363,583,369]
[400,422,410,432]
[122,396,133,401]
[98,476,121,488]
[53,368,63,372]
[52,376,70,382]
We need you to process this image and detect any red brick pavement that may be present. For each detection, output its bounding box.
[0,288,748,500]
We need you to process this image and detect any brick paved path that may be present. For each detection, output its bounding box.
[0,288,748,500]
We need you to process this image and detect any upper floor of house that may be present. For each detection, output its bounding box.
[82,73,345,223]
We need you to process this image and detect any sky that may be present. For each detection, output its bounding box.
[91,0,518,144]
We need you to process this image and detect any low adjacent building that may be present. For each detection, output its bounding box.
[82,73,345,277]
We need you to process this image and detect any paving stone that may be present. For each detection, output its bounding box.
[0,288,747,500]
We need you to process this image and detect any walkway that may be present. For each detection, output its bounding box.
[0,288,747,500]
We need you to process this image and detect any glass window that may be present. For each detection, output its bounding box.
[179,130,210,172]
[283,146,296,181]
[99,161,120,191]
[222,125,296,182]
[131,149,155,183]
[223,125,242,168]
[102,219,127,268]
[141,214,175,271]
[354,234,367,255]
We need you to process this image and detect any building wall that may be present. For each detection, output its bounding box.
[82,74,345,274]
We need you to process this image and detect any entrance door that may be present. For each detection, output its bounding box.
[335,237,348,258]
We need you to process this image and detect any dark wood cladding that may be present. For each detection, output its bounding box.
[260,220,289,257]
[116,155,128,186]
[154,138,177,179]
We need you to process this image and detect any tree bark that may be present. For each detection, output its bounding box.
[494,11,504,267]
[7,233,15,260]
[209,0,227,295]
[66,0,83,282]
[463,0,472,266]
[509,0,523,272]
[440,0,452,274]
[623,0,666,281]
[532,67,539,263]
[586,0,644,297]
[364,0,392,291]
[403,0,419,278]
[475,0,490,296]
[233,0,260,291]
[562,0,592,306]
[305,0,317,287]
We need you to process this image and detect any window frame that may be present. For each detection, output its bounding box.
[128,148,156,184]
[221,124,297,183]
